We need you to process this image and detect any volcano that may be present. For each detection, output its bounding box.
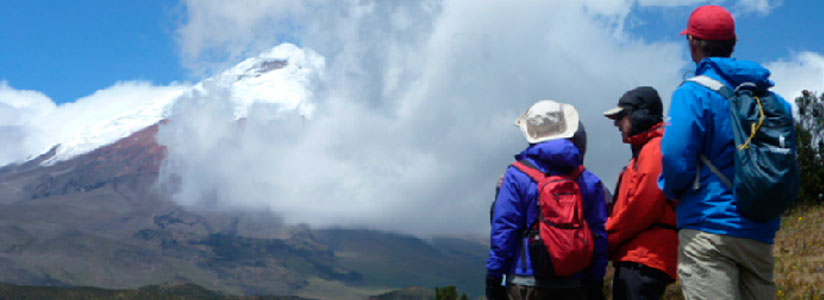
[0,44,486,298]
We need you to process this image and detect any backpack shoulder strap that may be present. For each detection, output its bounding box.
[569,165,586,180]
[686,76,737,190]
[686,75,735,99]
[699,154,733,189]
[513,161,586,183]
[512,160,547,182]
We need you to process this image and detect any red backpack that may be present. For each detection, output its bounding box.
[513,160,594,277]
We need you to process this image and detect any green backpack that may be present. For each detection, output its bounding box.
[688,75,801,222]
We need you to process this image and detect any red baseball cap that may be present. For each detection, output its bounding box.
[681,5,736,40]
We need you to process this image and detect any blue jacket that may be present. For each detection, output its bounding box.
[659,57,791,244]
[487,139,608,285]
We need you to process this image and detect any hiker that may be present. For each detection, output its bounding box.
[660,5,798,300]
[486,100,608,300]
[604,87,676,300]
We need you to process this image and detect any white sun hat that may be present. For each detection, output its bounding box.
[514,100,580,144]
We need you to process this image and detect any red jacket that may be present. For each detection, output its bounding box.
[606,123,677,279]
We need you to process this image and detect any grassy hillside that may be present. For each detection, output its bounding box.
[774,203,824,299]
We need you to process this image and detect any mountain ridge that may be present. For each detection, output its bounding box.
[0,120,486,298]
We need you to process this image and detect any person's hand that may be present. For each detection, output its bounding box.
[485,273,506,300]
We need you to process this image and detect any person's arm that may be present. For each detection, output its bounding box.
[486,167,528,300]
[606,150,667,249]
[660,86,706,198]
[487,167,528,277]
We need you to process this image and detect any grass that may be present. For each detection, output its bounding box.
[774,202,824,299]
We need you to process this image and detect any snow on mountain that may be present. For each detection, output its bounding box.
[41,85,187,165]
[208,43,324,120]
[37,43,324,165]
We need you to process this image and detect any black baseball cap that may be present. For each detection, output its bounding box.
[604,86,663,120]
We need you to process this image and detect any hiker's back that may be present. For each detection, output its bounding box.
[662,6,786,299]
[512,161,593,278]
[661,57,784,244]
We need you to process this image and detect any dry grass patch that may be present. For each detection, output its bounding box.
[774,203,824,299]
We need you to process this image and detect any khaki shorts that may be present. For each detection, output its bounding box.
[678,229,776,300]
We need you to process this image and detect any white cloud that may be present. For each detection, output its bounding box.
[165,0,688,236]
[637,0,781,15]
[731,0,781,15]
[638,0,707,7]
[0,81,55,164]
[767,51,824,104]
[175,0,304,75]
[0,81,188,166]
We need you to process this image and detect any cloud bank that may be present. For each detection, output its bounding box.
[163,0,820,236]
[0,82,55,165]
[768,51,824,101]
[161,0,690,236]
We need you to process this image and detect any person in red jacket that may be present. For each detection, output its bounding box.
[603,87,677,300]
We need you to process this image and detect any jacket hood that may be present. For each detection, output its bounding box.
[698,57,775,90]
[515,139,581,170]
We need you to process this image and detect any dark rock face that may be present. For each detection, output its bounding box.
[19,124,166,200]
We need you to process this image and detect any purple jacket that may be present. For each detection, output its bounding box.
[487,139,608,285]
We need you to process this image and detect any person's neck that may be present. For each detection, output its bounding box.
[693,52,706,64]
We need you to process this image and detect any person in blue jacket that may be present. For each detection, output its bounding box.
[486,100,608,300]
[660,5,794,299]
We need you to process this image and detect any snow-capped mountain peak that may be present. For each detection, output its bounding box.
[208,43,324,120]
[32,43,324,166]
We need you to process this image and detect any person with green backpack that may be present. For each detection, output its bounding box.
[659,5,800,300]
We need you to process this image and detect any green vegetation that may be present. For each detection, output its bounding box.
[366,286,435,300]
[434,286,469,300]
[795,90,824,204]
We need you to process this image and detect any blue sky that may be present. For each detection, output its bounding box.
[1,1,822,105]
[0,0,184,103]
[628,1,824,64]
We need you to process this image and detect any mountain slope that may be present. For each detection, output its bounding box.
[315,229,485,297]
[0,120,487,298]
